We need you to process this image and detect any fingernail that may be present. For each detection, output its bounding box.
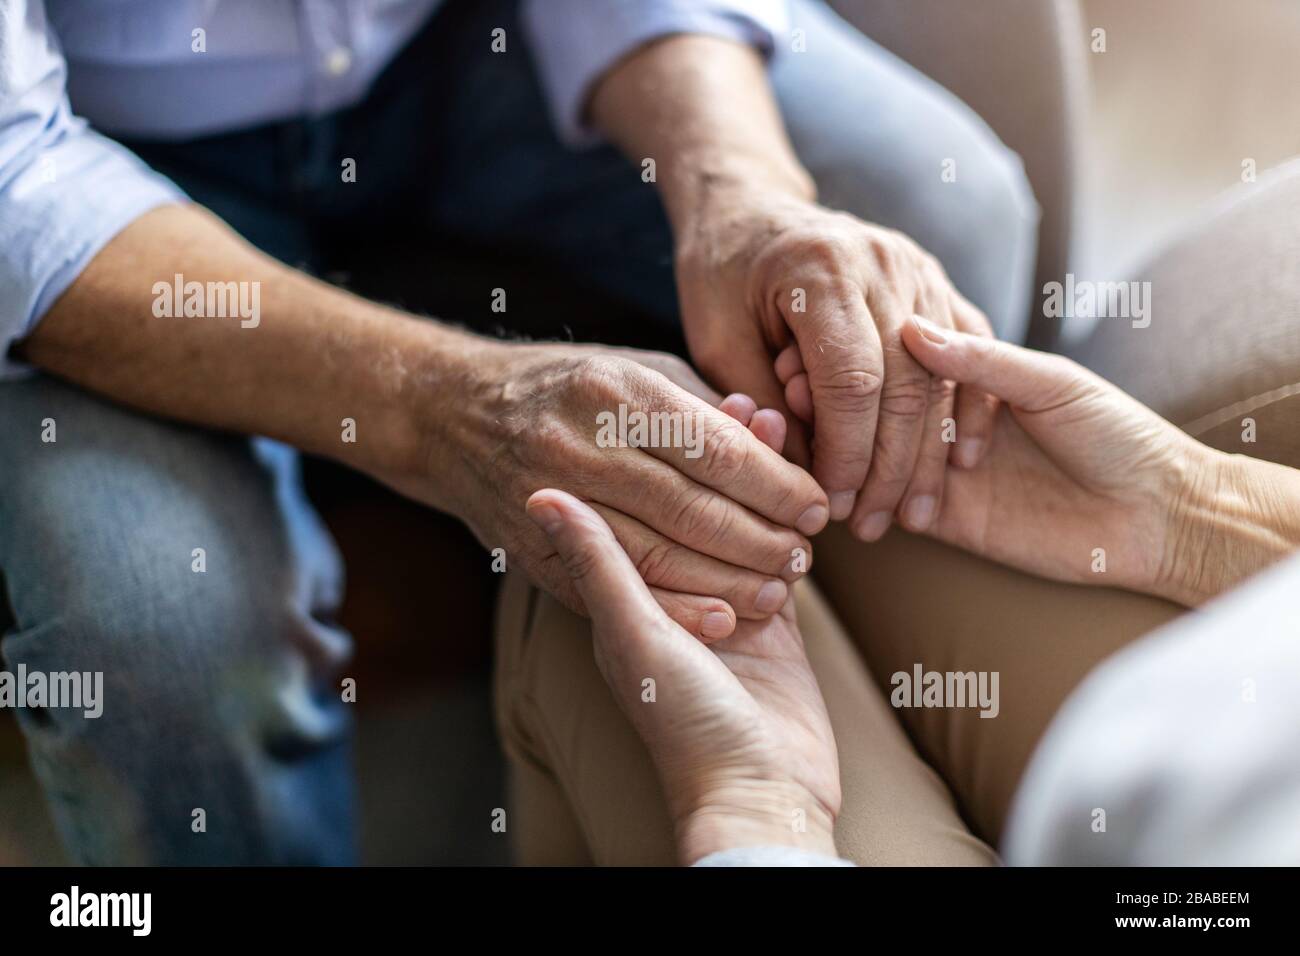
[911,314,948,344]
[904,495,936,530]
[956,437,984,468]
[701,611,734,640]
[855,510,891,542]
[527,502,563,535]
[829,491,856,521]
[796,503,828,535]
[755,580,786,614]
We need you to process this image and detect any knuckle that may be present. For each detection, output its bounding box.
[634,539,678,585]
[868,235,906,277]
[815,365,884,412]
[929,375,957,406]
[781,235,854,283]
[671,488,733,549]
[879,376,930,419]
[703,424,752,485]
[572,354,634,402]
[802,234,852,268]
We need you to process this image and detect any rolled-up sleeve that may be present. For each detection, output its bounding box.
[1,0,184,378]
[521,0,788,147]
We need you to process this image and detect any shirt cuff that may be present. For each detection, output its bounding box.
[521,0,788,148]
[1,118,185,379]
[692,846,855,867]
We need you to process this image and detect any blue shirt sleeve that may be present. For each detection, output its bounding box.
[520,0,788,148]
[1,0,185,378]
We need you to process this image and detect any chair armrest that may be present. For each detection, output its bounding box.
[827,0,1087,347]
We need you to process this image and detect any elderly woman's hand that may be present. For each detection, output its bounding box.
[893,316,1300,605]
[525,485,840,864]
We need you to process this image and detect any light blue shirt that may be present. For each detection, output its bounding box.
[0,0,785,377]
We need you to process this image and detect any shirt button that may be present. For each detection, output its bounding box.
[324,47,353,76]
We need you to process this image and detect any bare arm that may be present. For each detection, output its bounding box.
[587,35,813,231]
[16,202,829,635]
[17,203,478,508]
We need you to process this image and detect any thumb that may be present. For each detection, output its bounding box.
[901,315,1092,412]
[525,489,668,636]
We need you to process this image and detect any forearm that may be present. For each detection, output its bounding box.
[16,203,482,508]
[588,34,813,232]
[1165,449,1300,605]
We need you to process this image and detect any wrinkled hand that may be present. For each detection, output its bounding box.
[676,190,999,538]
[525,480,840,864]
[435,339,828,641]
[897,316,1219,601]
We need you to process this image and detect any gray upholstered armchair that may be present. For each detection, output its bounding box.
[829,0,1087,348]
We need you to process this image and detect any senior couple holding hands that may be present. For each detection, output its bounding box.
[4,0,1299,865]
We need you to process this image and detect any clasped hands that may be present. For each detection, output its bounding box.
[439,199,1262,863]
[516,309,1238,863]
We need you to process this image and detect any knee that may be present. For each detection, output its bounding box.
[3,439,348,742]
[942,135,1040,340]
[10,532,347,739]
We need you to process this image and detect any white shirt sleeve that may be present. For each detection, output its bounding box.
[1003,552,1300,865]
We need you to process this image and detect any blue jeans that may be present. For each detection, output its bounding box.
[0,0,1036,864]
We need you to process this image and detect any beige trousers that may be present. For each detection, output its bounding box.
[492,164,1300,865]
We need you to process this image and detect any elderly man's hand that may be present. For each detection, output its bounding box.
[406,339,828,642]
[677,188,1000,539]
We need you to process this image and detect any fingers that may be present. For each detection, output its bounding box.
[891,283,957,536]
[848,319,931,541]
[947,292,1001,468]
[720,392,788,456]
[648,588,736,644]
[775,345,814,423]
[748,408,787,455]
[893,373,954,534]
[605,451,812,580]
[718,392,758,427]
[705,334,807,463]
[591,503,788,619]
[525,489,666,637]
[788,291,883,519]
[635,376,829,538]
[900,315,1090,412]
[717,334,798,425]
